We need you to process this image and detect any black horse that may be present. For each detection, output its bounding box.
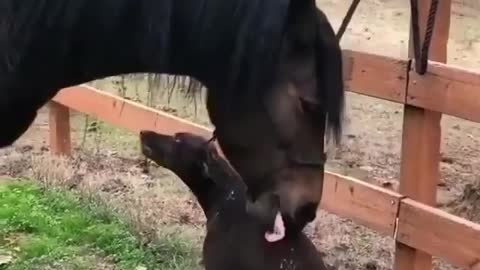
[0,0,344,230]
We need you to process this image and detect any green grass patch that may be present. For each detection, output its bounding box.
[0,180,199,270]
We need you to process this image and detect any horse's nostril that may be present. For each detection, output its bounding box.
[296,202,318,223]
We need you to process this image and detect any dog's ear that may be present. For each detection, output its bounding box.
[206,143,220,161]
[203,145,238,184]
[200,145,219,180]
[201,161,210,179]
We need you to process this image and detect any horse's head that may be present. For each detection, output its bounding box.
[208,0,344,233]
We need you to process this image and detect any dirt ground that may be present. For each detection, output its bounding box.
[1,1,480,269]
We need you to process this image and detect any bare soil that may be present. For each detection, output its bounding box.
[1,1,479,269]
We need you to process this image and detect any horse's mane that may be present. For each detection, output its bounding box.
[149,0,291,99]
[0,0,343,143]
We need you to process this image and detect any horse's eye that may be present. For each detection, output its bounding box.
[299,98,324,119]
[299,98,313,112]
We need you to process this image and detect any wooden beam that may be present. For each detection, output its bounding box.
[395,0,452,269]
[321,172,402,236]
[399,108,441,204]
[342,50,408,103]
[407,61,480,123]
[396,198,480,269]
[48,101,71,156]
[53,85,213,139]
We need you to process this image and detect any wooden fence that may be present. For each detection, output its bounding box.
[47,1,480,269]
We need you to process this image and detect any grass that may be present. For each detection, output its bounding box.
[0,180,200,270]
[71,114,142,154]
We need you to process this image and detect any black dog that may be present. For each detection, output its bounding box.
[140,130,330,270]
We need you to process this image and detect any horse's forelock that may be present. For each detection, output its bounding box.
[315,9,345,145]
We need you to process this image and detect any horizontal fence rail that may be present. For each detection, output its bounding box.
[342,51,480,123]
[342,50,409,103]
[407,61,480,123]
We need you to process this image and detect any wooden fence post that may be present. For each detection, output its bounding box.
[394,1,451,270]
[48,101,71,156]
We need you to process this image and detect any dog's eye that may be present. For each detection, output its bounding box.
[201,162,209,177]
[299,98,325,121]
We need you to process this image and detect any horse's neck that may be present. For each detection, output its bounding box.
[62,0,187,81]
[3,0,234,88]
[69,0,245,87]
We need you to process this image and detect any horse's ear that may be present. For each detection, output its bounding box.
[288,0,316,23]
